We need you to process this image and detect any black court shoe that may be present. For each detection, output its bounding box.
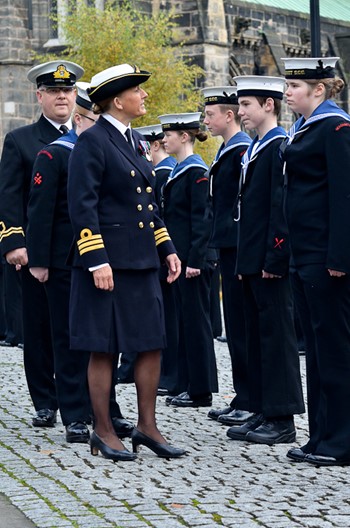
[90,431,137,462]
[131,429,187,458]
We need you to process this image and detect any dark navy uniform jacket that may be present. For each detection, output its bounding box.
[209,132,251,249]
[236,128,290,276]
[67,116,175,270]
[154,156,177,214]
[0,115,61,254]
[153,157,177,281]
[26,130,77,269]
[163,156,214,269]
[283,115,350,273]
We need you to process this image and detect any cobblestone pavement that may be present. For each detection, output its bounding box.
[1,341,350,528]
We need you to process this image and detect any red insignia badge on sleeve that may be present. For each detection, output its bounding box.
[274,237,284,249]
[335,123,350,131]
[196,177,208,184]
[34,172,43,185]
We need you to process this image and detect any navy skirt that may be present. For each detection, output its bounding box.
[69,268,166,354]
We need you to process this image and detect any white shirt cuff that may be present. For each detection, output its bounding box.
[89,263,109,272]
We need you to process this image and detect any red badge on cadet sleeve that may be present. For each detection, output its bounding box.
[196,177,208,184]
[274,237,284,249]
[34,172,43,185]
[335,123,350,131]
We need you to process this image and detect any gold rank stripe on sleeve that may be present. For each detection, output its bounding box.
[77,228,105,256]
[0,225,25,243]
[154,227,171,246]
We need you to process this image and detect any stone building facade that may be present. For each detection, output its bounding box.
[1,0,350,147]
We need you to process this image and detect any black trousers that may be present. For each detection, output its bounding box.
[220,247,249,410]
[291,266,350,460]
[242,273,305,417]
[44,268,90,425]
[3,262,23,344]
[21,266,57,411]
[158,278,187,395]
[0,263,6,338]
[177,264,218,396]
[209,263,222,338]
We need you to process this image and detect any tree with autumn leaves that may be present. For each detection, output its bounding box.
[40,0,220,162]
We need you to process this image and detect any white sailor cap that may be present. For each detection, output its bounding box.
[87,64,151,103]
[281,57,339,79]
[134,124,164,141]
[27,60,84,88]
[234,75,285,100]
[201,86,238,105]
[158,112,202,131]
[75,82,93,111]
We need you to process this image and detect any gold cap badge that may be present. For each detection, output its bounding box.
[53,65,71,79]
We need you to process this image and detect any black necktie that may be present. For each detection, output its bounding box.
[59,125,69,134]
[125,128,134,150]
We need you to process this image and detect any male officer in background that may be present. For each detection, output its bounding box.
[25,82,134,442]
[0,60,81,428]
[25,82,94,442]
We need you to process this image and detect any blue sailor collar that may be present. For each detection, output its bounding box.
[287,100,350,144]
[50,128,78,150]
[242,126,286,172]
[166,154,208,185]
[215,131,251,161]
[234,127,286,223]
[154,156,177,173]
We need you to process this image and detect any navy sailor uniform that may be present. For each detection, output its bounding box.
[236,127,305,417]
[67,116,175,354]
[150,155,183,394]
[282,100,350,460]
[154,156,177,214]
[162,155,218,397]
[209,131,251,410]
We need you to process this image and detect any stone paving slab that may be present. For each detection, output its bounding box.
[1,342,350,527]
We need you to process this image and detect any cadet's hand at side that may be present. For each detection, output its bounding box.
[262,270,281,279]
[328,269,346,277]
[166,253,181,283]
[30,267,49,282]
[93,265,114,291]
[186,266,201,279]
